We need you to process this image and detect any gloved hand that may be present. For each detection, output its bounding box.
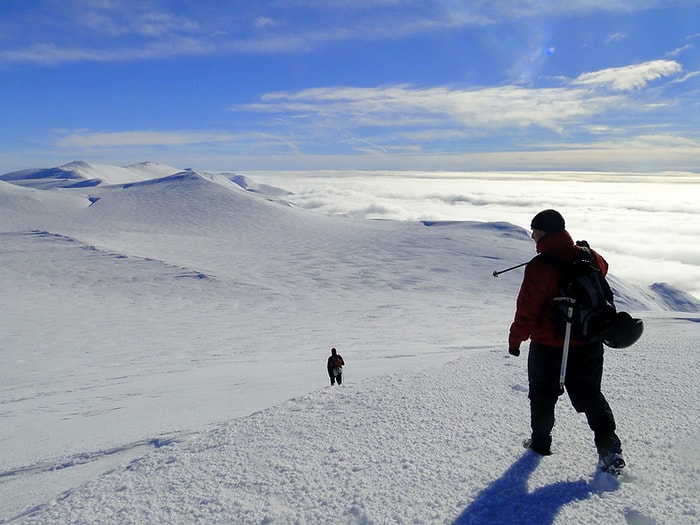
[508,335,521,357]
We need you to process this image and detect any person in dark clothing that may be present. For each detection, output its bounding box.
[508,209,624,472]
[327,347,345,386]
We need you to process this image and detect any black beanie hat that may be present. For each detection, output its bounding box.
[531,209,565,233]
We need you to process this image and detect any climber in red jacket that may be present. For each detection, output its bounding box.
[508,209,624,474]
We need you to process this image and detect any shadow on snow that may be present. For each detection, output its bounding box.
[453,452,591,525]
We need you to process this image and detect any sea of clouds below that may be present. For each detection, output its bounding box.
[247,170,700,300]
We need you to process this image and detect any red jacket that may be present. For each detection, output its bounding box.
[509,231,609,350]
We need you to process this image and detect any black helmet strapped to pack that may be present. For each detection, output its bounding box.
[603,312,644,348]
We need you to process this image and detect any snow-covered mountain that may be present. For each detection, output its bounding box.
[0,162,698,524]
[0,161,181,189]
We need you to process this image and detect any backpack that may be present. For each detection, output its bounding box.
[538,241,617,342]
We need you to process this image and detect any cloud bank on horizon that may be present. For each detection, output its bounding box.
[249,169,700,301]
[1,0,699,172]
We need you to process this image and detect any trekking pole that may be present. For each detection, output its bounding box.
[492,261,529,277]
[556,297,576,394]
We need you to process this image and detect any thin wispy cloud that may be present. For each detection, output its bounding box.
[228,60,683,153]
[666,44,693,58]
[606,32,627,44]
[0,0,681,65]
[54,130,240,148]
[50,129,305,159]
[572,60,683,91]
[239,84,610,134]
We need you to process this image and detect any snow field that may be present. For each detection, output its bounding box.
[17,316,700,525]
[1,163,698,524]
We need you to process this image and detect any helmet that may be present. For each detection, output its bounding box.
[603,312,644,348]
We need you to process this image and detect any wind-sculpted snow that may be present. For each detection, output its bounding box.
[228,173,293,198]
[11,319,700,525]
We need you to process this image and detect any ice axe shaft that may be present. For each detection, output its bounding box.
[492,261,529,277]
[556,297,577,394]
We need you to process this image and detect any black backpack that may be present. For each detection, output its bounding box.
[538,241,617,342]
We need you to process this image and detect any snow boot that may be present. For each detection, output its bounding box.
[523,437,552,456]
[598,452,625,475]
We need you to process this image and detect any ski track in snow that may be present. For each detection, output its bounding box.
[0,163,698,524]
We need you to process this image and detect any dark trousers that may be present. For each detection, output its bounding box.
[330,373,342,385]
[528,341,621,456]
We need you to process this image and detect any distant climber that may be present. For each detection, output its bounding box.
[327,347,345,385]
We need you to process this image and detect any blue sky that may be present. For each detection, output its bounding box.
[1,0,699,173]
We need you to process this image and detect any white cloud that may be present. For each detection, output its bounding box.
[54,130,239,148]
[253,17,276,29]
[572,60,682,91]
[134,12,201,37]
[69,1,202,37]
[246,169,700,296]
[666,44,692,57]
[606,32,627,43]
[235,59,683,137]
[0,36,216,65]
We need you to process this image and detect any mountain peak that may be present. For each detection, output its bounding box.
[1,161,183,189]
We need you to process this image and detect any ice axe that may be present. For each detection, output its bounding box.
[555,296,577,394]
[492,261,529,277]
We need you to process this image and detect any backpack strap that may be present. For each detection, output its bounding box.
[535,251,564,269]
[540,243,615,306]
[536,241,594,270]
[530,253,567,327]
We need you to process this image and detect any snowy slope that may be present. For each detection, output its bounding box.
[0,163,698,524]
[11,317,700,525]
